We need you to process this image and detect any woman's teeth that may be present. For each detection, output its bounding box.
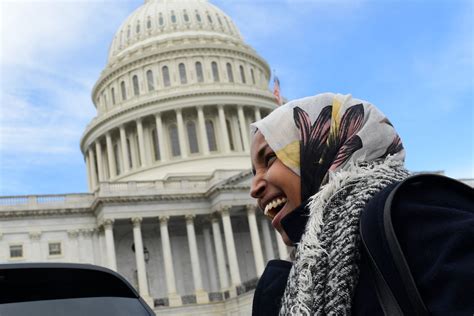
[264,197,287,218]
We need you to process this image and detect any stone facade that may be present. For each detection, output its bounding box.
[0,0,287,314]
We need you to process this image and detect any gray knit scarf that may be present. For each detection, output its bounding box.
[279,158,410,315]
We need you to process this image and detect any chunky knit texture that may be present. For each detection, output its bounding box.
[279,159,410,315]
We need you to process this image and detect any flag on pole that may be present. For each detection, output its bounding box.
[273,75,283,106]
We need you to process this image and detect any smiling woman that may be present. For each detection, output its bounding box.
[249,92,474,316]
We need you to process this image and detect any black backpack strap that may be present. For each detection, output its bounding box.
[381,175,431,316]
[361,173,473,316]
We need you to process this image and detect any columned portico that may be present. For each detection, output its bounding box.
[155,113,168,162]
[219,207,241,294]
[237,105,249,152]
[103,219,117,271]
[275,230,288,259]
[185,215,209,303]
[217,105,231,153]
[197,106,210,155]
[159,216,182,306]
[211,214,230,291]
[131,217,152,306]
[246,205,265,275]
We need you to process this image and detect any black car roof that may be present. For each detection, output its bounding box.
[0,263,140,304]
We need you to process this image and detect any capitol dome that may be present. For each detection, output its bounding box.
[81,0,276,190]
[108,0,243,62]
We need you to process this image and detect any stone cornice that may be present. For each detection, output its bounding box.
[0,207,93,219]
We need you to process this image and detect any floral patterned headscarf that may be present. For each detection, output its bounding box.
[251,93,405,201]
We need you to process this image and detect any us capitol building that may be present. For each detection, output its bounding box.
[0,0,290,314]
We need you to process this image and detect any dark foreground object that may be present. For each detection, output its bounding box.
[0,263,155,316]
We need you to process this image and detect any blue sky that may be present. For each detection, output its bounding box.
[0,0,472,196]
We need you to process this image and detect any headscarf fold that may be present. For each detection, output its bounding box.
[251,92,405,201]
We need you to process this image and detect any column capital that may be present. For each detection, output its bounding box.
[246,204,258,213]
[131,217,143,227]
[29,231,42,241]
[67,230,79,239]
[81,228,95,237]
[159,215,170,224]
[102,218,115,229]
[185,214,195,223]
[154,112,162,119]
[217,205,231,216]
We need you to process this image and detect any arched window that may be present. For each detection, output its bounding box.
[171,11,177,23]
[113,143,121,175]
[136,22,140,34]
[147,17,151,29]
[162,66,170,87]
[195,11,202,23]
[127,25,131,38]
[195,62,204,83]
[207,12,213,24]
[217,15,223,27]
[151,128,160,161]
[169,124,180,157]
[183,10,189,22]
[226,119,235,151]
[111,87,116,105]
[159,13,164,26]
[120,81,127,100]
[132,75,139,96]
[211,62,219,82]
[226,63,234,83]
[146,70,155,91]
[186,121,199,153]
[102,93,107,108]
[179,63,187,84]
[205,120,217,152]
[251,68,256,85]
[240,65,246,84]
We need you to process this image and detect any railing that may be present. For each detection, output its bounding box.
[0,194,94,208]
[98,178,209,196]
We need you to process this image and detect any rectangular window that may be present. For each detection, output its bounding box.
[10,244,23,258]
[48,242,62,256]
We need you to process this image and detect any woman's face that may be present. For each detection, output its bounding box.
[250,131,301,245]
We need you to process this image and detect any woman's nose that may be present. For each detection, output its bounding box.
[250,175,266,198]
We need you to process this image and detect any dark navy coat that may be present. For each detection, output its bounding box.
[252,177,474,315]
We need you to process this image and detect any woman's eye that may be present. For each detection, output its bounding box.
[265,154,276,167]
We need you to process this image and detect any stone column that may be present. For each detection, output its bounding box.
[211,215,229,290]
[81,229,95,264]
[246,205,265,275]
[103,219,117,271]
[275,230,288,260]
[136,119,147,167]
[185,215,209,303]
[220,207,241,292]
[85,154,92,191]
[254,107,262,121]
[175,108,188,158]
[131,217,152,305]
[159,216,182,306]
[67,230,80,263]
[88,148,98,190]
[154,113,168,162]
[217,105,231,153]
[95,141,104,182]
[29,231,42,261]
[202,226,218,292]
[106,132,116,178]
[119,125,130,172]
[237,105,249,152]
[197,106,209,155]
[260,218,275,261]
